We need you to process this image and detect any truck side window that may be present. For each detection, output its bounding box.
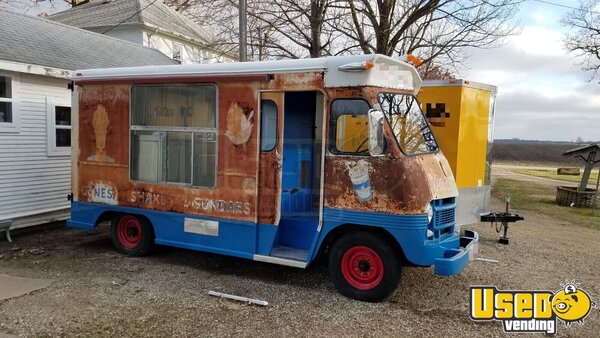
[130,84,217,187]
[330,99,372,154]
[260,100,277,151]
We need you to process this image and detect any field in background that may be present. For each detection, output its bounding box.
[492,141,586,166]
[513,168,600,185]
[492,178,600,230]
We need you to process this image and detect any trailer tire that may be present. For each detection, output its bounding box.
[328,231,400,302]
[111,214,154,257]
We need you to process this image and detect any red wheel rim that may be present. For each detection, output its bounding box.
[341,246,384,290]
[117,215,142,249]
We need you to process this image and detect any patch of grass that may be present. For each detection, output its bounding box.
[513,168,599,185]
[492,178,600,230]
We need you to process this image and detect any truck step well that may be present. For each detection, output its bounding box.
[253,246,309,268]
[270,246,309,262]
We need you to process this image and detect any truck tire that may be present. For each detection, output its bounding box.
[111,214,154,257]
[328,231,400,302]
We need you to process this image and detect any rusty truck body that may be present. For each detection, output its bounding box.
[68,54,478,301]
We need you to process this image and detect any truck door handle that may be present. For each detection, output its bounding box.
[274,149,282,169]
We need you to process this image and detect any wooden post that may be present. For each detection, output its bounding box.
[579,151,596,192]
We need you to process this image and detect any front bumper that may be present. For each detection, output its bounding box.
[433,230,479,276]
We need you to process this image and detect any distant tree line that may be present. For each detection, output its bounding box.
[492,142,585,165]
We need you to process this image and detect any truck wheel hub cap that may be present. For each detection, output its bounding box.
[341,246,384,290]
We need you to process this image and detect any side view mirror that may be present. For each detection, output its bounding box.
[368,109,385,156]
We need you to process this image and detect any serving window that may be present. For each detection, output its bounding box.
[130,84,217,187]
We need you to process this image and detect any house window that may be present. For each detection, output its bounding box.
[55,106,71,147]
[0,76,12,123]
[130,84,217,187]
[172,42,182,64]
[0,73,20,133]
[47,100,72,156]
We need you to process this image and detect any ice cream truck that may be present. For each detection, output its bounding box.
[419,80,497,228]
[68,54,478,302]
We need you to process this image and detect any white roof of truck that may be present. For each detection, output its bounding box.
[73,54,422,93]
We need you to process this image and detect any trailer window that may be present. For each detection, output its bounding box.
[330,99,371,154]
[130,84,217,187]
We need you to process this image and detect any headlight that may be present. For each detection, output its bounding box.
[426,229,434,238]
[426,203,433,224]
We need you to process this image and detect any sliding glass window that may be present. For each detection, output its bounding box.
[130,84,217,187]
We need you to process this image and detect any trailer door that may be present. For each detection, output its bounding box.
[257,92,284,225]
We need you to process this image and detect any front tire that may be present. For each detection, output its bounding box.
[111,214,154,256]
[328,232,400,302]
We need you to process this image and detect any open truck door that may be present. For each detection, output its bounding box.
[257,92,284,225]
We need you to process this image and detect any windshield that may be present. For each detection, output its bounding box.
[378,92,438,155]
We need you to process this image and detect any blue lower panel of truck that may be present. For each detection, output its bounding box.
[317,208,477,275]
[69,202,477,276]
[68,201,261,260]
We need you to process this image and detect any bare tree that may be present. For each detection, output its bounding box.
[563,0,600,78]
[333,0,521,71]
[0,0,70,14]
[168,0,339,59]
[249,0,337,58]
[166,0,288,60]
[169,0,521,72]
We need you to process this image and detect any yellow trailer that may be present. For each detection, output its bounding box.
[419,80,497,227]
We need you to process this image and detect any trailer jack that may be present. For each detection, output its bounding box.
[480,194,524,245]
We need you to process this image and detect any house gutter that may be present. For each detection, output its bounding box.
[0,60,71,79]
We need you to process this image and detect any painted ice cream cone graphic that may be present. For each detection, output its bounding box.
[87,104,114,163]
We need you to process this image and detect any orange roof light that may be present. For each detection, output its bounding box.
[338,59,376,72]
[406,54,422,67]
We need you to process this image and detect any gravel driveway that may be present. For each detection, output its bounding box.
[0,197,599,337]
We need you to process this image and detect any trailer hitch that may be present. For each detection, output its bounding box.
[480,194,524,245]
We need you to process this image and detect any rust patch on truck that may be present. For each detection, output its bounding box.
[78,85,130,165]
[76,82,260,223]
[322,87,450,215]
[324,155,432,214]
[262,72,324,91]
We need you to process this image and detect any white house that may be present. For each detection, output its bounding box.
[49,0,235,64]
[0,10,175,240]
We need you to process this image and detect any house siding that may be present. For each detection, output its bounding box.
[88,26,144,45]
[143,29,232,64]
[0,72,71,229]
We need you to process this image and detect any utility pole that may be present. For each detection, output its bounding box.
[239,0,247,62]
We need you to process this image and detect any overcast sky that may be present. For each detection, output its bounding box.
[463,0,600,142]
[3,0,598,142]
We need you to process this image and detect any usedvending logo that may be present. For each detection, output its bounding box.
[470,281,596,335]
